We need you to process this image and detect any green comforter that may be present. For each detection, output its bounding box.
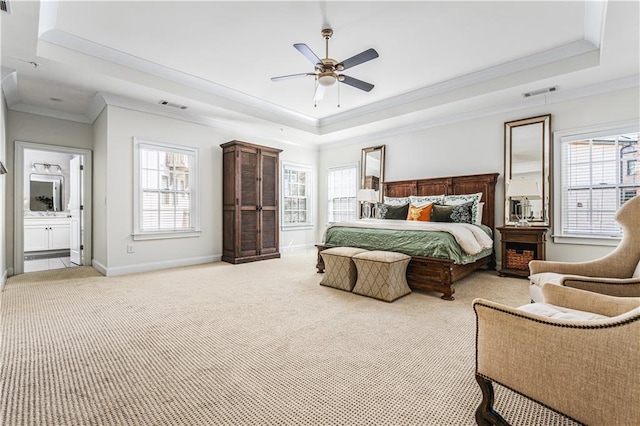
[324,223,493,265]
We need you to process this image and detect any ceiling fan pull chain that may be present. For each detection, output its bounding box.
[337,81,341,108]
[314,79,318,108]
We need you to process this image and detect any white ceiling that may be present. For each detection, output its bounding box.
[1,1,639,145]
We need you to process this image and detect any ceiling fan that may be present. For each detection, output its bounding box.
[271,28,379,102]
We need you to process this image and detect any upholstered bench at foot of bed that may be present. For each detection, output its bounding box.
[319,247,369,291]
[352,251,412,302]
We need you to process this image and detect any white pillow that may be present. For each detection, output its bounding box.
[475,202,484,225]
[383,196,410,206]
[409,194,444,207]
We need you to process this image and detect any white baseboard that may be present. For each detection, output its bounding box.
[0,269,7,292]
[93,255,222,277]
[91,260,107,276]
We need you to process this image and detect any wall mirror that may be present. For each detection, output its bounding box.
[29,174,64,211]
[504,114,551,226]
[361,145,385,200]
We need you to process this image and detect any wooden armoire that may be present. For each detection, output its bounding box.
[220,141,282,264]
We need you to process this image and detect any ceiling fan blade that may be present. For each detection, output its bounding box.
[340,75,374,92]
[294,43,322,66]
[338,48,379,71]
[271,73,315,82]
[313,83,327,101]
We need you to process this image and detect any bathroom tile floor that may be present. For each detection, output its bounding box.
[24,257,77,273]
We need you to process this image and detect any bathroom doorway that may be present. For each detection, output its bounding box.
[14,141,92,275]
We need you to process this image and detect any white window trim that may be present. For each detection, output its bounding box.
[327,163,359,225]
[552,120,639,246]
[281,161,313,230]
[133,137,201,240]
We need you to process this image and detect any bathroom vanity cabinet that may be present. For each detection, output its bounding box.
[24,217,71,252]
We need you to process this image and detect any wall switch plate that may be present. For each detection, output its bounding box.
[126,245,134,253]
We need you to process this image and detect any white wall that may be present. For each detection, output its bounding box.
[3,87,638,276]
[4,111,93,273]
[97,106,318,275]
[318,87,640,265]
[0,90,7,288]
[92,108,108,267]
[278,143,319,252]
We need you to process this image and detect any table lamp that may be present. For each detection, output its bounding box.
[357,189,378,218]
[506,178,541,226]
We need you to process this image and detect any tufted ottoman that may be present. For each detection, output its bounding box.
[320,247,369,291]
[352,251,412,302]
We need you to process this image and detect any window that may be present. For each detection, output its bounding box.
[556,125,639,241]
[327,164,358,223]
[133,139,199,239]
[282,162,312,228]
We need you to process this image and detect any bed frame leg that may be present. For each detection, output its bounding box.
[441,293,455,301]
[440,287,455,301]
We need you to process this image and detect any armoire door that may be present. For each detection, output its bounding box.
[238,146,260,258]
[259,150,279,255]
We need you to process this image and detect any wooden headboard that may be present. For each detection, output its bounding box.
[382,173,500,230]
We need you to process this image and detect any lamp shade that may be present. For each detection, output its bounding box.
[357,188,378,202]
[507,178,541,200]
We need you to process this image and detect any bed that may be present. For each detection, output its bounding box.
[315,172,499,300]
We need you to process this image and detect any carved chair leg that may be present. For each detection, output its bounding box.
[475,374,510,426]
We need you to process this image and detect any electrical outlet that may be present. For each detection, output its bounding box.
[126,245,134,253]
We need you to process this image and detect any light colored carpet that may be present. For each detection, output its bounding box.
[0,249,578,425]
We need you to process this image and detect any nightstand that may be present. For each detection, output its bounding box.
[497,226,548,278]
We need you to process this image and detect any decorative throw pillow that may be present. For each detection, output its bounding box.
[475,202,484,225]
[376,203,410,220]
[409,195,444,206]
[407,203,433,221]
[383,196,411,206]
[431,201,474,224]
[444,193,483,224]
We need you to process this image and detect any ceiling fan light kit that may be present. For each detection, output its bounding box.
[271,28,379,106]
[318,72,336,87]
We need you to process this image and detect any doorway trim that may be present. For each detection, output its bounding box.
[14,141,93,275]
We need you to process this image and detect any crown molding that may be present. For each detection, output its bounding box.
[9,102,94,123]
[317,40,600,134]
[98,92,320,148]
[584,0,607,48]
[1,68,20,107]
[86,93,107,123]
[35,0,609,136]
[318,74,639,150]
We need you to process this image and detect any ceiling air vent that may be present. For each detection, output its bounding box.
[1,0,11,14]
[522,86,558,98]
[158,100,188,110]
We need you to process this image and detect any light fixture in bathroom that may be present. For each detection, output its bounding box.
[32,162,62,173]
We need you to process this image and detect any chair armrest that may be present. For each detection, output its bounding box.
[473,298,640,425]
[529,256,631,278]
[558,275,640,298]
[541,284,640,317]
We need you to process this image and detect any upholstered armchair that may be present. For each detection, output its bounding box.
[529,195,640,302]
[474,284,640,426]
